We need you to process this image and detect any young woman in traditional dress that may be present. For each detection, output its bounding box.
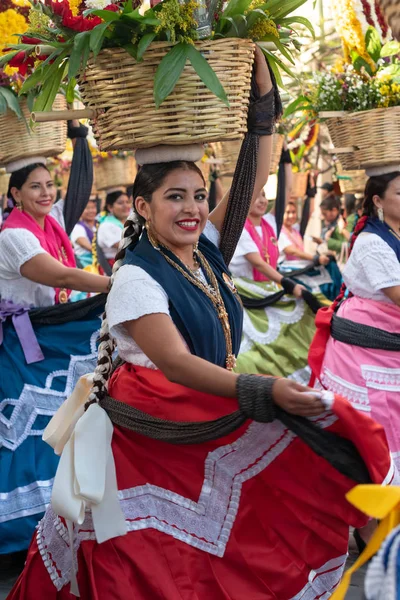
[96,190,132,269]
[310,170,400,475]
[229,193,321,382]
[70,198,98,268]
[0,160,108,557]
[278,201,342,300]
[6,51,395,600]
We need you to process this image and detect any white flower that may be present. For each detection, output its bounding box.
[85,0,116,9]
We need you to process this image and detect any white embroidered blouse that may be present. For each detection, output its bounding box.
[0,201,65,307]
[107,221,220,370]
[343,232,400,304]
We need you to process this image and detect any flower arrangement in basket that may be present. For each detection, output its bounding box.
[284,25,400,170]
[0,0,312,150]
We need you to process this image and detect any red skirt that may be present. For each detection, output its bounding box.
[8,364,395,600]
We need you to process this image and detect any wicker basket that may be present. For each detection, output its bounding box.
[337,164,367,194]
[0,170,10,195]
[0,95,67,167]
[323,106,400,170]
[94,156,137,191]
[213,134,284,177]
[291,171,309,198]
[78,39,255,150]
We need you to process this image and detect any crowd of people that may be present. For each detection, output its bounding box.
[0,49,399,600]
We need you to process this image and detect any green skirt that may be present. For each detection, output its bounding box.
[234,277,329,382]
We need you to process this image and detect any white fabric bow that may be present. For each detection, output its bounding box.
[43,375,127,595]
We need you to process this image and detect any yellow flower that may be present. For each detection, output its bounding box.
[331,0,376,73]
[332,57,346,74]
[391,83,400,94]
[68,0,81,17]
[3,64,19,77]
[0,9,28,55]
[11,0,31,7]
[248,17,278,40]
[380,84,390,95]
[28,7,51,36]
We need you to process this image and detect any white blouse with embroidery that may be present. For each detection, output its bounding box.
[107,221,220,369]
[0,201,65,307]
[343,232,400,304]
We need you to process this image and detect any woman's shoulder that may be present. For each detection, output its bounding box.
[0,227,42,251]
[353,231,396,256]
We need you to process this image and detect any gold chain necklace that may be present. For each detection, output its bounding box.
[147,227,236,371]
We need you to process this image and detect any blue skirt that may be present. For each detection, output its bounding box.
[0,296,105,554]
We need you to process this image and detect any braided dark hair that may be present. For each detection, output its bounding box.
[330,170,400,311]
[86,160,205,408]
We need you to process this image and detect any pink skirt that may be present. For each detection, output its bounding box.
[320,296,400,469]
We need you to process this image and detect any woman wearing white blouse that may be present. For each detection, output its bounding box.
[97,190,132,267]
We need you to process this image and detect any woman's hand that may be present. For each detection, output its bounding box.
[272,379,326,417]
[293,284,305,299]
[318,254,330,266]
[254,45,272,95]
[312,236,323,245]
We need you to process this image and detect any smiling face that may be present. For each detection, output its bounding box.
[108,193,132,222]
[81,200,97,223]
[11,167,56,222]
[249,191,268,218]
[284,203,297,228]
[135,168,208,251]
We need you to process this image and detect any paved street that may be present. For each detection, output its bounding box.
[0,536,366,600]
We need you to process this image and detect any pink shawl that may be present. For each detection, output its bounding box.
[3,208,76,303]
[281,225,304,261]
[244,217,279,281]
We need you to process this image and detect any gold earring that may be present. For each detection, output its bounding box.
[378,206,384,222]
[17,202,23,212]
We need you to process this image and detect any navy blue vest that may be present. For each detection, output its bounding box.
[363,217,400,261]
[124,232,243,368]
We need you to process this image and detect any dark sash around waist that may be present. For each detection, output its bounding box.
[331,314,400,351]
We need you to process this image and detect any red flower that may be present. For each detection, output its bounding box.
[45,0,102,32]
[8,51,35,76]
[104,4,120,11]
[21,35,42,45]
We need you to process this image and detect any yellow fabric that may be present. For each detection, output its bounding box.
[331,485,400,599]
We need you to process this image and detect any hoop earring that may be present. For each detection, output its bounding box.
[377,206,384,222]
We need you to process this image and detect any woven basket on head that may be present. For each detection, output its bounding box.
[94,156,137,191]
[323,106,400,170]
[78,39,255,151]
[0,95,67,167]
[0,170,10,195]
[213,134,284,177]
[337,163,367,194]
[377,0,399,39]
[291,171,309,198]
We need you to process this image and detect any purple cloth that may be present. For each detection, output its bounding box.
[78,220,94,244]
[0,301,44,364]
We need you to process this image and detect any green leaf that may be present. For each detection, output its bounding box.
[122,42,138,60]
[365,26,381,63]
[154,42,189,108]
[222,0,252,19]
[123,0,133,13]
[186,44,229,106]
[0,87,22,117]
[261,34,295,64]
[0,51,19,68]
[89,9,121,22]
[259,47,284,87]
[378,63,400,79]
[33,59,66,113]
[137,32,156,61]
[380,40,400,57]
[66,77,76,103]
[216,16,239,37]
[20,66,46,95]
[90,22,109,58]
[276,16,315,38]
[283,95,310,118]
[0,92,8,115]
[68,31,90,79]
[351,50,374,76]
[267,0,308,19]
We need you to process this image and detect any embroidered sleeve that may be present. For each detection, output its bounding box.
[0,229,46,275]
[107,265,170,337]
[203,220,220,247]
[348,233,400,291]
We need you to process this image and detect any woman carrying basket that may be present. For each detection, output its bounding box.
[7,51,396,600]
